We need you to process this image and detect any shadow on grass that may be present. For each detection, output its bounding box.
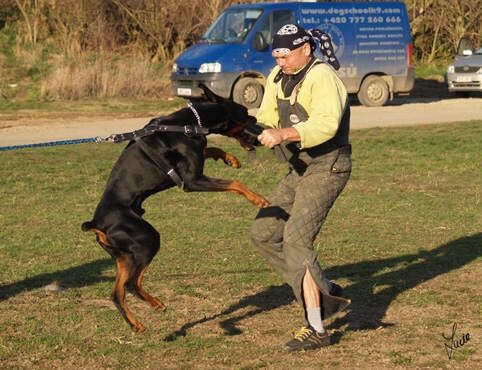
[0,258,113,302]
[2,233,480,341]
[165,283,294,341]
[326,233,482,337]
[165,233,482,341]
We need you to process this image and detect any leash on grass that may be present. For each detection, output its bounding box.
[0,121,209,151]
[0,137,102,151]
[0,129,188,187]
[1,103,270,188]
[0,106,209,151]
[1,125,210,152]
[0,113,211,187]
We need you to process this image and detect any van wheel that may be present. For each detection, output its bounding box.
[357,75,389,107]
[233,78,263,109]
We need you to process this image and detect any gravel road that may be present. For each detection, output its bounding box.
[1,97,482,147]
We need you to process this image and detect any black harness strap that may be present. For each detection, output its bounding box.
[107,103,210,187]
[111,123,209,143]
[110,103,208,143]
[134,138,183,188]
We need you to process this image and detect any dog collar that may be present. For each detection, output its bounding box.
[187,102,203,127]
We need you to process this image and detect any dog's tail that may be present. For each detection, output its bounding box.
[81,220,96,232]
[82,221,111,247]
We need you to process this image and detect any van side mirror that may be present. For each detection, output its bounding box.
[252,32,268,51]
[462,49,473,56]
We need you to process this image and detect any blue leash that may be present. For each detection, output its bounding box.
[0,137,103,151]
[1,106,207,151]
[1,104,209,151]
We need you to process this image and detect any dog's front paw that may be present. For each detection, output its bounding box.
[225,153,241,168]
[255,196,270,208]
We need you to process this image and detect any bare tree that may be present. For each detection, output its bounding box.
[12,0,51,44]
[410,0,482,64]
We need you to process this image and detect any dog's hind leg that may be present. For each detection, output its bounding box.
[126,261,167,312]
[107,251,149,333]
[123,230,167,312]
[84,226,161,333]
[111,251,165,333]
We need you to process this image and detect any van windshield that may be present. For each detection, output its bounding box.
[200,9,263,44]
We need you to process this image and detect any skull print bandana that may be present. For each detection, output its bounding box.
[272,24,340,71]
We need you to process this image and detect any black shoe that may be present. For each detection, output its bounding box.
[330,283,344,297]
[282,326,331,351]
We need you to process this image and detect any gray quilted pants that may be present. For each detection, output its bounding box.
[250,148,351,312]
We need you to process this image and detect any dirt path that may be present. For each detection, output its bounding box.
[1,97,482,147]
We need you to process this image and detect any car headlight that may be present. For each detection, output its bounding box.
[199,62,221,73]
[447,65,455,74]
[172,63,177,72]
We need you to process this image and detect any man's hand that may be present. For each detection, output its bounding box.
[258,129,284,149]
[258,127,301,149]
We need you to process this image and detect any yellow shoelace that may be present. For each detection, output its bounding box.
[294,327,312,341]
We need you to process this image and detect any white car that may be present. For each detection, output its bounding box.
[446,37,482,98]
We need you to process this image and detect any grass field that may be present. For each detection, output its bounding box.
[0,121,481,369]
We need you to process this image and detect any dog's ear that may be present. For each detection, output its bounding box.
[198,83,257,126]
[198,83,224,103]
[246,115,257,125]
[228,104,257,126]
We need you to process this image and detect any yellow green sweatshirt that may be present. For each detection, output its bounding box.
[256,62,348,149]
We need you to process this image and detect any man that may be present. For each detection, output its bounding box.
[246,24,352,351]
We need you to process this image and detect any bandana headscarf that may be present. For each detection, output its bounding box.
[272,24,340,71]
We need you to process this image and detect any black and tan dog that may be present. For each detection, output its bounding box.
[82,84,268,333]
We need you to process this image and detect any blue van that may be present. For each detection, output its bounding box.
[170,1,414,108]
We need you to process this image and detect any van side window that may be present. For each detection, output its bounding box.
[257,10,294,46]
